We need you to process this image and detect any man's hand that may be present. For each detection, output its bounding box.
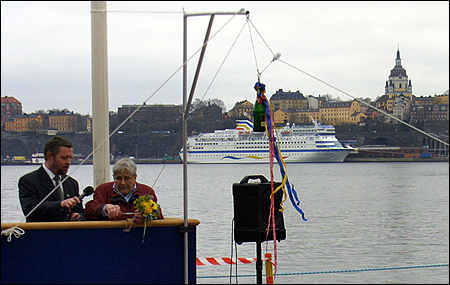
[69,213,82,221]
[61,197,81,210]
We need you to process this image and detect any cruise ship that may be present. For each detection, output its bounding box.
[179,120,353,163]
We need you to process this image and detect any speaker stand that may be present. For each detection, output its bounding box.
[256,241,262,284]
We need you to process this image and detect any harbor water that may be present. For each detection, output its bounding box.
[1,162,449,284]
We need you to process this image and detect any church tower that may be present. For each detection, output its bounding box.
[385,47,413,100]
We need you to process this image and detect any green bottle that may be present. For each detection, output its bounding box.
[253,100,266,132]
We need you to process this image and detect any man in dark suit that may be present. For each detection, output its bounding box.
[19,136,85,222]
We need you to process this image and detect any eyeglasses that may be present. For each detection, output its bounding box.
[114,176,134,182]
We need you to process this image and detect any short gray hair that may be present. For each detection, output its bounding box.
[112,158,137,176]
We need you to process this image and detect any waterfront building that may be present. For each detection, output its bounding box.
[272,108,320,125]
[4,114,43,132]
[392,94,412,122]
[117,104,181,124]
[307,95,327,109]
[413,95,435,106]
[410,104,449,122]
[227,100,253,118]
[270,89,308,110]
[410,95,449,122]
[319,100,367,125]
[1,96,23,130]
[3,110,79,133]
[47,113,78,133]
[434,94,449,105]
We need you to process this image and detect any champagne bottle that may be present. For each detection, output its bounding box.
[253,100,266,132]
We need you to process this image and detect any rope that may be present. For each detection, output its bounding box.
[197,263,449,279]
[246,19,276,58]
[1,226,25,242]
[246,17,282,79]
[247,17,261,78]
[151,133,184,189]
[200,19,248,101]
[1,176,71,238]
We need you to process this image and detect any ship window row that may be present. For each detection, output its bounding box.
[236,141,308,145]
[195,141,322,146]
[195,142,219,146]
[236,145,310,149]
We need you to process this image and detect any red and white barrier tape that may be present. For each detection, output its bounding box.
[196,257,258,266]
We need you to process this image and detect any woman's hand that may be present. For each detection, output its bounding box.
[133,210,145,224]
[104,204,122,220]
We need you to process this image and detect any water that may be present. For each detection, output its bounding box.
[2,162,449,284]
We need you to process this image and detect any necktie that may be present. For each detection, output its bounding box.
[54,175,64,200]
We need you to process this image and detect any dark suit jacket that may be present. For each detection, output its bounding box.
[19,166,84,222]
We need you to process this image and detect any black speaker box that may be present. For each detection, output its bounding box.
[233,175,286,244]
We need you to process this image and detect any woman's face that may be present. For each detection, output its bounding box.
[113,169,136,195]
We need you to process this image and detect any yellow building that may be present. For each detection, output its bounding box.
[291,109,320,124]
[48,114,77,133]
[434,94,449,105]
[269,89,308,110]
[4,114,43,132]
[319,100,366,125]
[273,109,320,125]
[273,109,289,125]
[228,100,253,118]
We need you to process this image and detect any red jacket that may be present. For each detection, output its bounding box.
[84,182,163,220]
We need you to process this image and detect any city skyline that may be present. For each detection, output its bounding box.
[1,1,448,114]
[6,88,448,118]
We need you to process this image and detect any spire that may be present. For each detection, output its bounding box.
[395,45,401,67]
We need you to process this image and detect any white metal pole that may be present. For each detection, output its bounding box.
[91,1,110,187]
[182,11,189,284]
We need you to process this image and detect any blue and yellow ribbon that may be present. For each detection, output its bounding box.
[254,81,307,221]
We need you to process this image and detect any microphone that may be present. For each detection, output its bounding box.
[66,186,95,219]
[79,186,94,200]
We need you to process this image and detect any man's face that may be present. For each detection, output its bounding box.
[48,146,73,175]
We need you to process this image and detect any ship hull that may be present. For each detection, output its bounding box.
[180,149,352,163]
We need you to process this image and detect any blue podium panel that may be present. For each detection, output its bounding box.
[1,218,198,284]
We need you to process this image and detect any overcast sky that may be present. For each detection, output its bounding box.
[1,1,449,115]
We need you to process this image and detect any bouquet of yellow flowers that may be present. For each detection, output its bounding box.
[133,194,161,220]
[133,194,161,244]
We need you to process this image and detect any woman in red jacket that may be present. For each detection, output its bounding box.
[84,158,163,222]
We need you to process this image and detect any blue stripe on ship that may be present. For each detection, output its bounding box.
[222,156,243,160]
[236,120,253,130]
